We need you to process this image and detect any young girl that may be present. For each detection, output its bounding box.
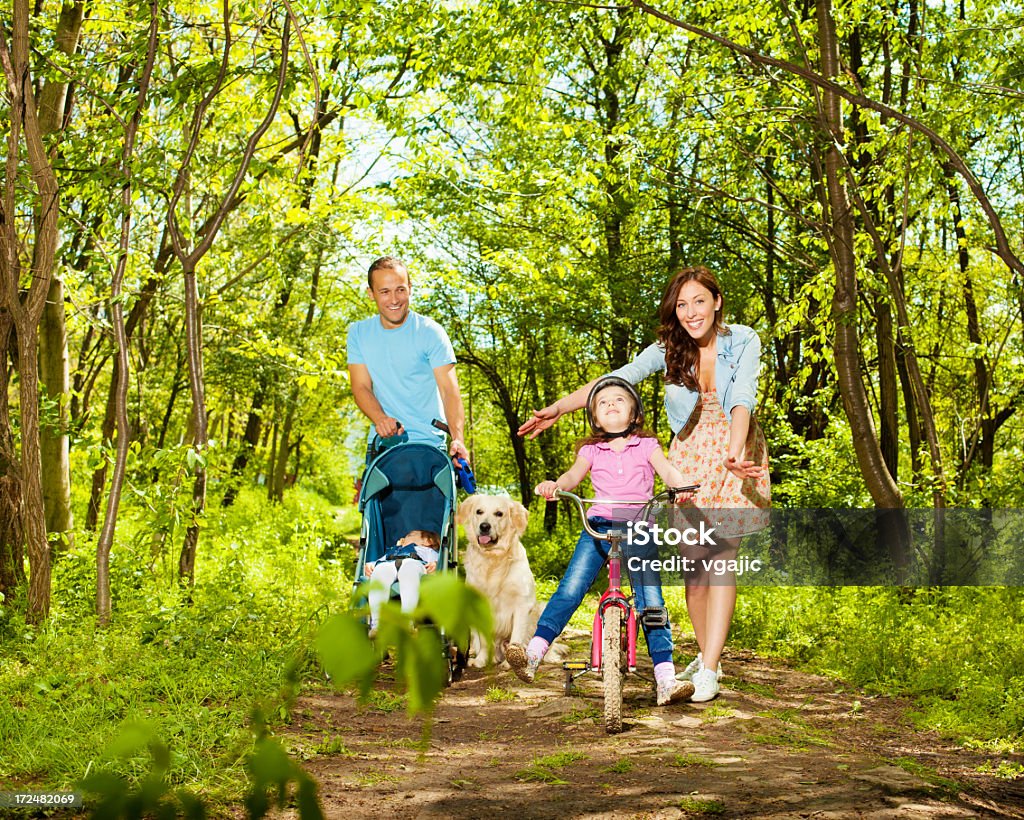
[520,266,771,702]
[507,377,695,706]
[365,529,440,636]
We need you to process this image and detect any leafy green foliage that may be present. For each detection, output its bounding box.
[78,721,325,820]
[317,571,492,717]
[723,587,1024,743]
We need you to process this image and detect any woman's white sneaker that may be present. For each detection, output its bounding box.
[677,653,722,682]
[691,665,720,702]
[676,653,702,681]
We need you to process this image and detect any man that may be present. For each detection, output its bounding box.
[347,256,470,462]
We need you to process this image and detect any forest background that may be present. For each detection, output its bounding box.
[1,0,1023,812]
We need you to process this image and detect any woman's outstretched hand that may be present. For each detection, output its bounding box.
[724,455,764,480]
[518,404,561,439]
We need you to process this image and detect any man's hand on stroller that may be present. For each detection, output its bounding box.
[449,437,470,461]
[364,561,376,576]
[374,416,404,438]
[424,561,437,574]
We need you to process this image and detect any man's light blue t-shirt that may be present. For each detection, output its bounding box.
[347,311,456,446]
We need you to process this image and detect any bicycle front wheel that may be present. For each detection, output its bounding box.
[602,608,623,733]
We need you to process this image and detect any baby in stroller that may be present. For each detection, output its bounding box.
[365,528,441,636]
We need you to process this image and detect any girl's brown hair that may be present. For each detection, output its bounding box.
[657,266,728,389]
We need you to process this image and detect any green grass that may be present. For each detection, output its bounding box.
[301,735,353,758]
[746,725,832,750]
[355,772,400,787]
[747,711,832,749]
[366,690,405,713]
[721,586,1024,746]
[727,679,777,698]
[678,796,726,815]
[484,686,518,703]
[888,757,964,796]
[561,705,601,723]
[700,703,735,723]
[515,750,589,784]
[975,760,1024,779]
[0,487,350,806]
[602,758,632,773]
[670,753,718,768]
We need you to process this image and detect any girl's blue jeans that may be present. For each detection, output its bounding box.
[535,517,674,665]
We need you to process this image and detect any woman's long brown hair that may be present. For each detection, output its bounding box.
[657,266,727,389]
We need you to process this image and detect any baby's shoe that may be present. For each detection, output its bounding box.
[506,643,540,683]
[656,678,695,706]
[691,664,720,702]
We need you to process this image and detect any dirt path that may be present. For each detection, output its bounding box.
[288,634,1024,819]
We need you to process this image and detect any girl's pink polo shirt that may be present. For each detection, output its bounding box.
[578,435,659,520]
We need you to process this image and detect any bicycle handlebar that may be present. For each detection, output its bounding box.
[554,486,699,541]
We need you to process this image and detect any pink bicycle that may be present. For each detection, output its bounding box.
[556,486,698,733]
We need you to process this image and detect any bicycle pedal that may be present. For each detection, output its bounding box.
[640,606,670,628]
[562,660,589,670]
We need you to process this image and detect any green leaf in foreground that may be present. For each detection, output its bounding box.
[417,571,493,649]
[314,612,377,691]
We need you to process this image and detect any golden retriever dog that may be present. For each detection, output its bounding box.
[457,494,540,668]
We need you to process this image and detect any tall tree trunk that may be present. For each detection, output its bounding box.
[38,289,74,551]
[16,339,52,620]
[0,314,25,600]
[946,167,998,484]
[815,0,904,509]
[1,0,63,621]
[461,351,532,505]
[221,387,264,507]
[86,275,161,530]
[270,387,298,503]
[815,0,911,579]
[96,0,159,623]
[166,10,291,583]
[177,266,207,585]
[874,297,899,480]
[35,0,86,553]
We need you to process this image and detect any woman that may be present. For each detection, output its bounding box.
[519,266,770,702]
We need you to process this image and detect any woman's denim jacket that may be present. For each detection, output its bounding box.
[607,324,761,436]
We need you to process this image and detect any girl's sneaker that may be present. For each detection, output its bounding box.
[656,678,695,705]
[691,665,720,702]
[676,653,722,682]
[506,643,540,683]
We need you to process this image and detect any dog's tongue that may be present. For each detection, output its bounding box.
[478,534,494,545]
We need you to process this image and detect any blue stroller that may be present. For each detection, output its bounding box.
[352,433,469,683]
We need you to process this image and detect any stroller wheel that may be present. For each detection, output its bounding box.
[451,650,466,683]
[446,643,466,685]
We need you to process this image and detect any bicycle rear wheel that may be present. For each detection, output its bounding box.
[602,609,623,733]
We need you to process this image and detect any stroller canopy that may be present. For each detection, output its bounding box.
[359,442,457,562]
